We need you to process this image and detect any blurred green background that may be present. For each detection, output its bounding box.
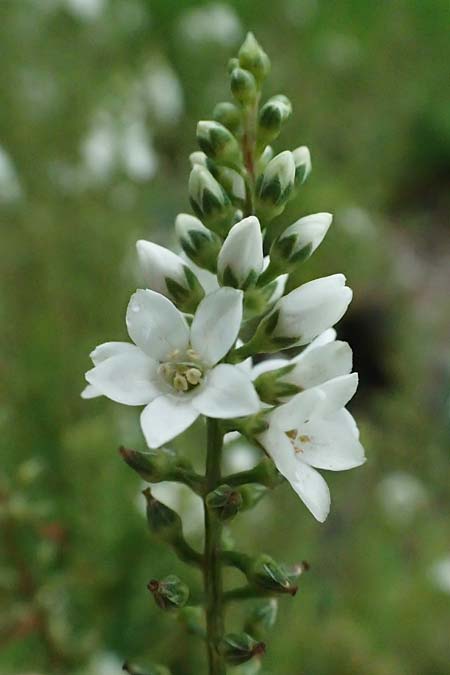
[1,1,449,674]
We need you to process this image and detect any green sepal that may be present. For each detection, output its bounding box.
[270,233,314,270]
[254,363,301,405]
[239,484,268,511]
[247,554,298,596]
[120,447,204,495]
[148,575,190,611]
[243,278,282,320]
[222,632,266,666]
[165,266,205,313]
[179,227,221,274]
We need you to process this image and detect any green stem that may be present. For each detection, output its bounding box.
[203,419,226,675]
[242,95,260,217]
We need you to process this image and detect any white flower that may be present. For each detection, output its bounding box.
[258,374,365,521]
[84,288,260,448]
[253,329,353,392]
[270,274,352,345]
[258,150,296,201]
[217,216,264,288]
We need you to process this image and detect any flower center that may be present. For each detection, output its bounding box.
[286,430,311,454]
[158,348,206,393]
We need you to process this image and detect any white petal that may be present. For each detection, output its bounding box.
[270,387,325,431]
[192,364,260,418]
[259,425,331,522]
[298,409,365,471]
[85,350,161,405]
[217,216,263,288]
[275,274,352,343]
[81,384,101,399]
[90,341,137,365]
[141,395,199,448]
[289,341,353,389]
[301,329,336,354]
[126,289,189,360]
[191,287,243,365]
[290,462,331,522]
[136,240,189,296]
[315,373,359,417]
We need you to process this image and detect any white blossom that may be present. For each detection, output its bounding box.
[258,374,365,521]
[84,288,259,448]
[217,216,264,288]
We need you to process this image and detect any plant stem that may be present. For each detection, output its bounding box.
[203,418,226,675]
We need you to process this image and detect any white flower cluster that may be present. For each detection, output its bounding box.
[82,34,365,522]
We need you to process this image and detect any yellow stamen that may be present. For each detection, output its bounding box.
[186,367,202,385]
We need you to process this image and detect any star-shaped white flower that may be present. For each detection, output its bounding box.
[83,287,260,448]
[258,373,365,522]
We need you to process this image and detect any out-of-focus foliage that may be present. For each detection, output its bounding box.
[1,1,449,673]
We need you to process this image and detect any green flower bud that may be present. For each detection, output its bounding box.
[253,364,301,405]
[228,57,240,74]
[230,67,258,106]
[188,165,234,236]
[244,599,278,639]
[189,150,208,167]
[222,632,266,666]
[238,32,271,83]
[247,554,298,596]
[292,145,312,185]
[208,162,246,206]
[256,151,296,220]
[258,95,292,144]
[175,213,221,273]
[143,488,183,544]
[148,575,190,611]
[213,101,241,134]
[206,484,243,521]
[120,446,177,482]
[197,120,242,168]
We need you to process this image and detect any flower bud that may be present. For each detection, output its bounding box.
[175,213,221,273]
[256,145,274,173]
[136,240,204,313]
[247,554,298,595]
[208,162,246,206]
[244,599,278,639]
[254,364,301,405]
[213,101,241,135]
[258,95,292,144]
[253,274,352,351]
[238,32,271,83]
[239,483,268,511]
[197,120,241,168]
[293,145,312,185]
[189,150,207,167]
[228,57,239,74]
[256,151,295,220]
[230,67,257,106]
[270,212,332,271]
[217,216,264,289]
[222,632,266,665]
[148,575,189,611]
[206,484,243,521]
[189,165,234,236]
[120,446,177,483]
[143,488,183,544]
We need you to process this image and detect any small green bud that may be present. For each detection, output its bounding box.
[120,446,176,482]
[148,575,189,611]
[228,57,240,74]
[175,213,221,273]
[230,67,258,106]
[254,364,301,405]
[258,95,292,144]
[244,599,278,639]
[143,488,182,544]
[256,151,296,220]
[292,145,312,185]
[222,632,266,666]
[208,162,246,207]
[247,554,298,596]
[243,273,287,320]
[206,484,243,521]
[197,120,242,168]
[213,101,242,134]
[230,410,270,437]
[188,165,234,236]
[238,32,271,83]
